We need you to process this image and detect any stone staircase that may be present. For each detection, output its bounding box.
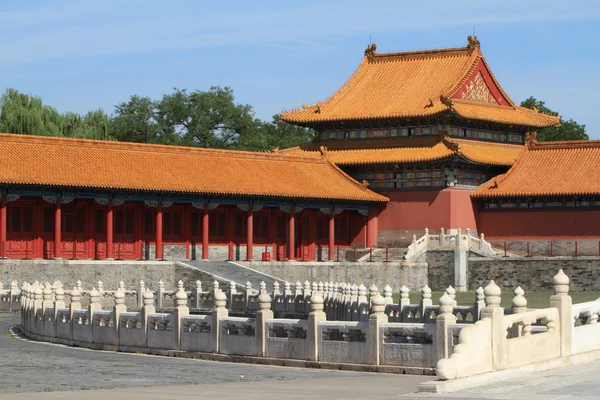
[176,260,285,291]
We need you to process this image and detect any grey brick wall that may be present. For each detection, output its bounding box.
[240,261,428,293]
[468,256,600,292]
[424,249,455,291]
[0,260,208,291]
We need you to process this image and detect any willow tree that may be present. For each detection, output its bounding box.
[0,88,62,136]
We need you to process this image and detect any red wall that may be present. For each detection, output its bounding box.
[378,187,477,231]
[476,208,600,239]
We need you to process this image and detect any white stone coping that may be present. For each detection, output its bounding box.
[418,348,600,393]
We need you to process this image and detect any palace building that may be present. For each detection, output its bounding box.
[0,134,386,261]
[1,37,596,262]
[281,36,562,243]
[473,137,600,238]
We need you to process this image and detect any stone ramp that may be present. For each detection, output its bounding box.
[176,260,285,291]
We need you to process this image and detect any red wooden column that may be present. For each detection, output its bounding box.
[202,203,209,260]
[106,199,114,259]
[288,207,295,261]
[155,201,164,260]
[0,195,6,258]
[247,209,253,261]
[328,212,335,261]
[366,208,379,248]
[54,197,61,259]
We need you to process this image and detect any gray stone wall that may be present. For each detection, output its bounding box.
[488,239,600,257]
[468,256,600,292]
[240,261,428,293]
[0,260,208,291]
[424,249,455,291]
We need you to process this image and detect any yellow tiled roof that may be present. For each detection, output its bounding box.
[0,134,387,203]
[451,138,522,166]
[281,38,559,129]
[472,140,600,198]
[281,136,522,167]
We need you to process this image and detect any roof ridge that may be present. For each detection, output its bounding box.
[529,139,600,150]
[450,137,523,148]
[0,133,328,164]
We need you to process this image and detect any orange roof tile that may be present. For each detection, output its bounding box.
[472,140,600,198]
[281,136,522,167]
[0,134,387,203]
[281,37,559,129]
[451,138,522,166]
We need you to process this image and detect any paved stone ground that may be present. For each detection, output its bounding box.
[0,313,427,397]
[2,312,599,399]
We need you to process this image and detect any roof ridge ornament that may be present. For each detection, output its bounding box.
[439,94,454,108]
[467,35,480,51]
[364,43,377,60]
[525,131,538,146]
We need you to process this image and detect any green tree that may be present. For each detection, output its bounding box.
[0,88,62,136]
[237,114,316,151]
[111,96,165,144]
[156,87,259,148]
[520,96,587,141]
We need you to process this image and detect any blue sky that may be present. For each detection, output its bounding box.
[1,1,599,138]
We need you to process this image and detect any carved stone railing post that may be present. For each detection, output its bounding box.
[307,293,326,361]
[383,285,393,306]
[89,288,101,341]
[174,280,189,350]
[256,291,273,357]
[399,285,410,318]
[157,280,165,308]
[69,287,81,340]
[358,284,369,322]
[511,287,527,314]
[550,269,572,357]
[192,280,202,309]
[436,292,457,361]
[480,280,506,370]
[420,285,432,318]
[32,285,43,334]
[228,281,237,309]
[212,290,228,353]
[439,227,445,246]
[137,280,145,309]
[113,289,126,346]
[141,288,155,347]
[368,292,388,365]
[53,286,65,337]
[445,286,457,307]
[473,287,485,322]
[10,280,19,312]
[41,284,53,334]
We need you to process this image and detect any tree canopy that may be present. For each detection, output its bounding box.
[520,96,587,141]
[0,87,315,151]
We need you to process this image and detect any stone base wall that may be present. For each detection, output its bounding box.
[240,261,428,293]
[423,249,455,291]
[488,239,600,257]
[468,256,600,292]
[0,260,209,291]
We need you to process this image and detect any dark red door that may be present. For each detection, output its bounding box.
[114,206,137,259]
[61,205,88,259]
[6,202,35,259]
